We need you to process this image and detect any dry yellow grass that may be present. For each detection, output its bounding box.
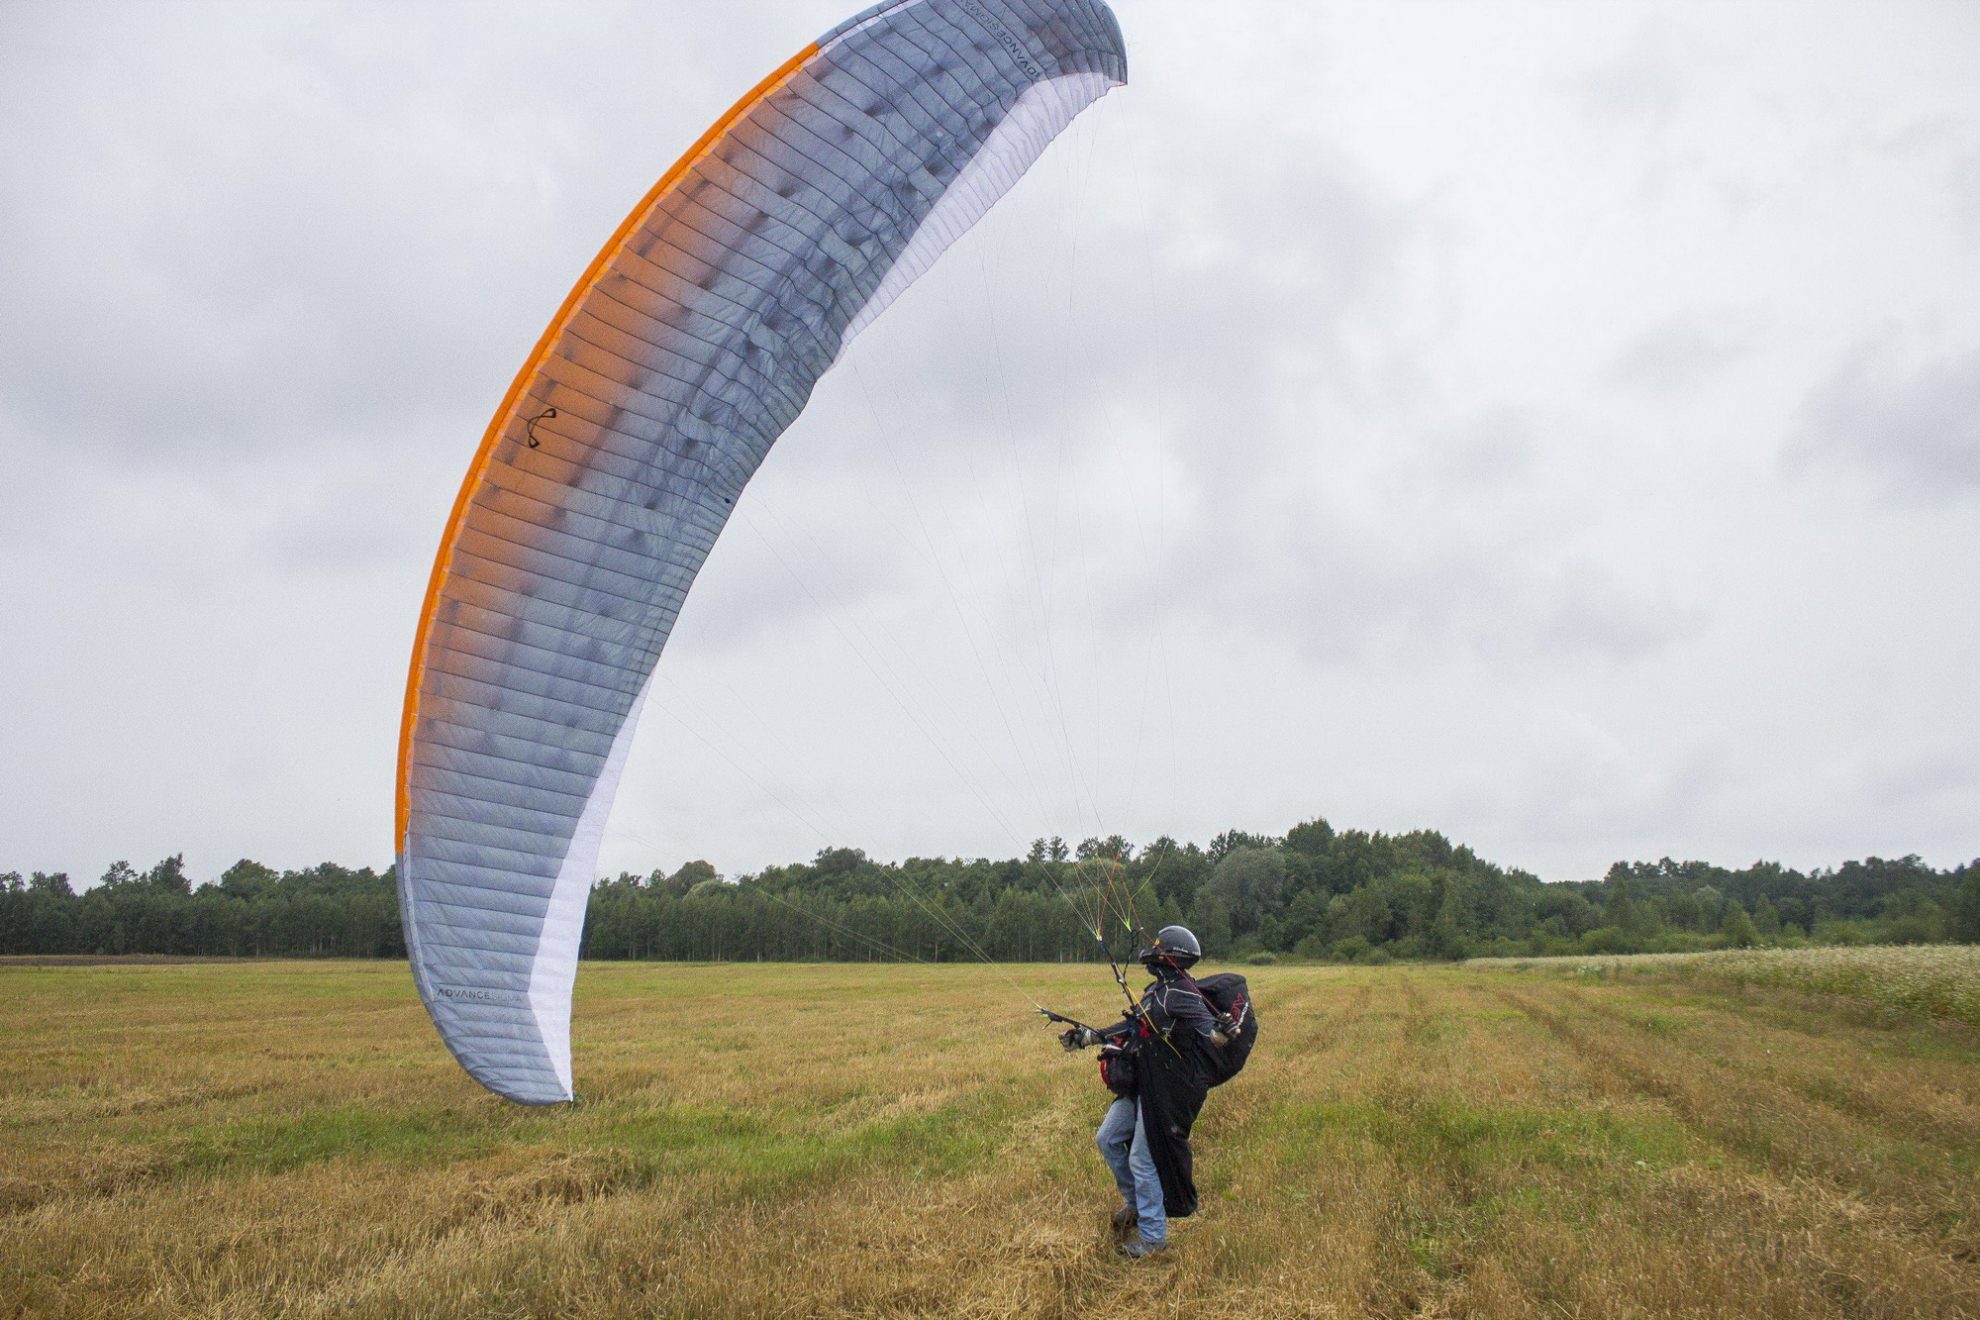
[4,959,1978,1318]
[1472,945,1980,1028]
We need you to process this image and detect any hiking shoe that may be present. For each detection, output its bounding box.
[1110,1205,1139,1235]
[1117,1236,1168,1260]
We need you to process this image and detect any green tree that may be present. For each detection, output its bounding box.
[0,872,22,954]
[1207,829,1275,866]
[6,873,78,954]
[219,860,278,900]
[1954,866,1980,943]
[1338,884,1395,946]
[1284,817,1335,859]
[1664,890,1702,932]
[1187,892,1232,954]
[665,860,720,895]
[1534,887,1597,942]
[1076,835,1132,862]
[1426,884,1470,960]
[813,849,864,878]
[145,855,193,895]
[99,860,141,889]
[1691,885,1725,932]
[1330,934,1374,963]
[1280,888,1329,949]
[1205,847,1286,937]
[29,871,74,899]
[1603,866,1640,931]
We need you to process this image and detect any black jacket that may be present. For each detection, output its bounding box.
[1099,970,1223,1217]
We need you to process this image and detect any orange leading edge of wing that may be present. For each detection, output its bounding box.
[394,41,825,851]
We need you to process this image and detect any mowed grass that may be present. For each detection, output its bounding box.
[4,959,1979,1319]
[1473,945,1980,1029]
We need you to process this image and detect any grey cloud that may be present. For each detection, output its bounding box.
[0,2,763,467]
[1153,469,1706,674]
[1608,318,1748,394]
[1786,341,1980,496]
[1569,22,1682,125]
[668,495,926,655]
[259,467,435,573]
[1086,156,1423,528]
[1493,734,1737,871]
[1160,393,1706,672]
[1379,409,1540,500]
[1513,561,1709,665]
[1954,149,1980,235]
[1856,113,1980,238]
[1863,740,1979,815]
[850,94,1420,466]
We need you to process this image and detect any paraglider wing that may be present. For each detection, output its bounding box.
[396,0,1127,1104]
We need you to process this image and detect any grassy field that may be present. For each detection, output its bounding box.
[1471,945,1980,1029]
[4,958,1978,1319]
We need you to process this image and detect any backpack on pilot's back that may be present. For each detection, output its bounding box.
[1189,972,1258,1087]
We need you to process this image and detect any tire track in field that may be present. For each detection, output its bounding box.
[1274,978,1375,1052]
[1208,978,1378,1165]
[1570,985,1980,1149]
[1491,982,1827,1172]
[1553,978,1980,1277]
[5,1078,289,1133]
[1645,976,1980,1048]
[1396,973,1425,1017]
[1355,974,1555,1320]
[11,1014,409,1045]
[1490,982,1979,1270]
[1214,979,1373,1123]
[1215,973,1376,1104]
[1551,981,1980,1182]
[1196,978,1430,1320]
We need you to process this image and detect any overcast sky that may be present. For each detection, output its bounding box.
[2,0,1975,888]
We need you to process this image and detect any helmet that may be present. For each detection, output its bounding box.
[1137,924,1202,969]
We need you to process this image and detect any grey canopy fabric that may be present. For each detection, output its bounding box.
[397,0,1127,1104]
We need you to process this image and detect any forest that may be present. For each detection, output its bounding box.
[5,818,1977,963]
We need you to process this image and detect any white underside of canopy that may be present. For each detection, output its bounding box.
[526,681,652,1099]
[839,70,1119,352]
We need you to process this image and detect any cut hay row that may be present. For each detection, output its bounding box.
[1469,944,1980,1029]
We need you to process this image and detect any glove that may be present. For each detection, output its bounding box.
[1060,1026,1102,1051]
[1214,1011,1238,1036]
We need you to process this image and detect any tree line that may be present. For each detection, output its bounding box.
[4,819,1977,963]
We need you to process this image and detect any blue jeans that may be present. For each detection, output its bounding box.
[1095,1096,1166,1244]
